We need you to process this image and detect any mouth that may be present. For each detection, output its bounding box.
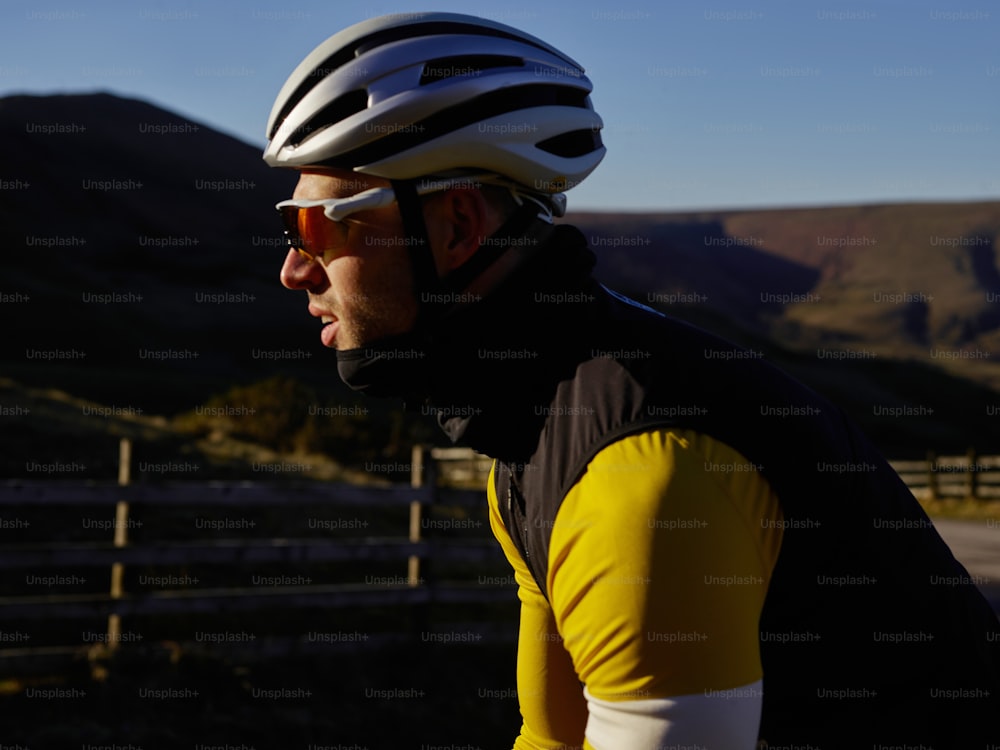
[309,305,340,348]
[320,319,339,348]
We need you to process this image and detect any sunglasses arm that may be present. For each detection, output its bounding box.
[323,186,398,221]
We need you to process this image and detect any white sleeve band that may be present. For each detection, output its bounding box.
[583,679,763,750]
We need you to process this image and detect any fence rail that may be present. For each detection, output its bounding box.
[0,583,514,621]
[888,450,1000,500]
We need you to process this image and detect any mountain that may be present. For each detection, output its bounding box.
[0,91,302,411]
[2,92,999,462]
[572,203,1000,359]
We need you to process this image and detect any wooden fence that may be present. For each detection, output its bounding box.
[888,450,1000,500]
[0,441,505,673]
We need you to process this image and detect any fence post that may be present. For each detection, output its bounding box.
[409,445,435,639]
[926,450,938,501]
[106,437,131,651]
[967,446,979,500]
[409,445,428,587]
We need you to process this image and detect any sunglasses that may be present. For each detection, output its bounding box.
[275,175,561,264]
[275,186,398,263]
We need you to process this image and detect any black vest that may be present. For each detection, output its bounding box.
[487,281,1000,747]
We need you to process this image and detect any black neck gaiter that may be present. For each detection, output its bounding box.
[335,222,599,459]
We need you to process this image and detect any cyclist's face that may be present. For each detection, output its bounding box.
[278,168,420,351]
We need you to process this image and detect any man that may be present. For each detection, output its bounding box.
[264,12,1000,748]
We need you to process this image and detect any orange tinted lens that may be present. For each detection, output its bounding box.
[283,205,350,262]
[300,206,351,261]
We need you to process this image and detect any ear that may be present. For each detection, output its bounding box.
[423,188,491,274]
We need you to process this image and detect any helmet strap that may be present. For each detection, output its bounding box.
[391,179,443,331]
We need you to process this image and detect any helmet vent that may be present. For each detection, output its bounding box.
[419,54,524,85]
[289,89,368,146]
[537,128,603,158]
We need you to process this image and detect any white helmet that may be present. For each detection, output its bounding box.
[263,12,605,195]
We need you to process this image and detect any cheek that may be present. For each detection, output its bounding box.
[328,253,415,319]
[324,256,367,310]
[359,250,416,304]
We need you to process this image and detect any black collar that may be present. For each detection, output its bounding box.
[336,222,600,461]
[426,223,599,460]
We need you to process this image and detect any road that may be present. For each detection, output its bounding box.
[932,518,1000,612]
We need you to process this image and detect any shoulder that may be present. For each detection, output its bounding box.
[552,428,783,574]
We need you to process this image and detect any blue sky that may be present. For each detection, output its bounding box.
[1,0,997,211]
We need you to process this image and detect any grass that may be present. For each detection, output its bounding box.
[0,637,525,749]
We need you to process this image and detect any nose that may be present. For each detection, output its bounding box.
[280,249,326,291]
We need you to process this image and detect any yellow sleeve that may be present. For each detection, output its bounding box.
[549,429,783,733]
[488,431,784,748]
[488,463,588,749]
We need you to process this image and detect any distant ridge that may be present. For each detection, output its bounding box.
[568,201,1000,354]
